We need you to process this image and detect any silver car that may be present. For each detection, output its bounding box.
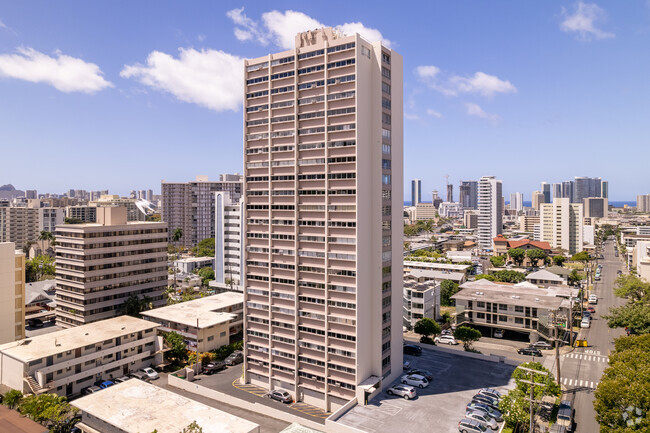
[465,410,498,430]
[386,384,416,400]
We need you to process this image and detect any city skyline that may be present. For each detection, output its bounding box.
[2,2,650,199]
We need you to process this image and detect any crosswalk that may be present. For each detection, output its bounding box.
[562,352,609,363]
[559,377,599,389]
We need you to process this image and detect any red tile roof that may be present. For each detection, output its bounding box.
[508,239,552,251]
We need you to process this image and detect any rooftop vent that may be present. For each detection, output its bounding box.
[511,295,520,299]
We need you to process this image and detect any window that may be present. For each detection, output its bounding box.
[382,128,391,139]
[382,174,391,185]
[382,67,391,79]
[361,45,371,58]
[382,159,391,169]
[499,304,508,311]
[220,331,226,337]
[382,113,391,125]
[476,312,485,319]
[382,52,390,64]
[382,143,391,154]
[382,82,391,95]
[382,98,391,109]
[499,315,508,322]
[514,306,524,313]
[476,301,485,308]
[515,317,524,325]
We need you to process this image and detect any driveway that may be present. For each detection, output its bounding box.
[336,346,516,433]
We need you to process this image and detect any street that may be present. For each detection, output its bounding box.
[546,238,626,433]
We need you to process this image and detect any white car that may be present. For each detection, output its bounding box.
[465,410,499,430]
[493,329,504,339]
[435,335,459,345]
[580,317,590,328]
[588,295,598,304]
[400,374,429,389]
[140,367,159,380]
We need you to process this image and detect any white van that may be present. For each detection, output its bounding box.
[581,317,590,328]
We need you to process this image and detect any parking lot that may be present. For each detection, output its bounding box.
[337,346,517,433]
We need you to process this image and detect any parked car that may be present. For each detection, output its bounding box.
[400,374,429,389]
[268,389,292,403]
[435,335,459,345]
[81,385,101,395]
[130,371,151,381]
[477,388,502,401]
[407,369,433,381]
[582,311,591,320]
[466,402,503,422]
[403,344,422,356]
[27,318,44,328]
[556,400,574,431]
[517,347,542,357]
[224,350,243,366]
[114,376,130,384]
[472,393,499,408]
[386,384,416,400]
[581,317,591,328]
[202,361,226,375]
[493,329,504,339]
[465,410,498,430]
[140,367,159,380]
[588,294,598,304]
[458,418,492,433]
[587,306,596,314]
[532,341,553,350]
[403,360,412,370]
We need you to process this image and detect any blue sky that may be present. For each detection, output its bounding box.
[0,1,649,200]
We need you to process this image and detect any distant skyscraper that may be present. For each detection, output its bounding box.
[509,192,523,212]
[446,183,453,203]
[25,190,37,200]
[412,179,422,206]
[146,189,153,202]
[459,180,478,210]
[532,191,545,211]
[561,181,574,203]
[478,176,503,250]
[541,182,551,204]
[601,181,608,199]
[637,195,650,213]
[574,177,603,204]
[552,183,562,201]
[431,190,442,208]
[242,28,403,410]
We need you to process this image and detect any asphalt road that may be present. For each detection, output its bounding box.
[546,238,626,433]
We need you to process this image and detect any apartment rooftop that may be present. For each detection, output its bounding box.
[403,260,471,272]
[72,379,259,433]
[0,316,157,363]
[141,292,243,328]
[453,279,573,310]
[403,280,439,293]
[525,269,565,283]
[406,269,466,282]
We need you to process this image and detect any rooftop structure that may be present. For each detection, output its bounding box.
[72,379,259,433]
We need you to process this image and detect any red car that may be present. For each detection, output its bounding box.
[587,307,595,314]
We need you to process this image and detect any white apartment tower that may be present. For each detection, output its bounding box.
[214,191,244,291]
[478,176,503,251]
[242,28,403,411]
[540,197,584,255]
[509,192,523,213]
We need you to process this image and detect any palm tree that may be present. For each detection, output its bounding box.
[171,228,183,290]
[38,230,56,245]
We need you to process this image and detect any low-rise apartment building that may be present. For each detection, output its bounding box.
[404,260,472,277]
[415,203,437,221]
[452,280,576,341]
[39,208,65,234]
[525,269,566,288]
[141,292,244,352]
[173,256,214,274]
[0,316,162,397]
[65,205,97,223]
[403,280,440,329]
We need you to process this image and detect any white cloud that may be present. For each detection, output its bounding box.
[0,47,112,93]
[560,1,615,41]
[465,102,499,123]
[426,108,442,118]
[415,65,516,97]
[227,8,391,50]
[120,48,243,112]
[404,112,420,120]
[0,19,7,29]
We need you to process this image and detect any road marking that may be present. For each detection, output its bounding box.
[590,381,594,388]
[579,380,584,387]
[568,379,573,386]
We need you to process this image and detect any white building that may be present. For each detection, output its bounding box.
[438,202,463,219]
[72,379,259,433]
[403,280,440,328]
[141,292,244,352]
[539,198,584,255]
[213,191,244,292]
[477,176,503,251]
[173,256,214,274]
[39,207,65,234]
[509,192,523,213]
[0,316,162,397]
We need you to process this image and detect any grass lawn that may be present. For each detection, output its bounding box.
[440,306,456,316]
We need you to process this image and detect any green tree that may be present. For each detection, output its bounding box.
[440,280,459,307]
[603,304,650,335]
[64,217,83,224]
[594,334,650,432]
[499,388,530,432]
[171,228,183,289]
[526,248,547,266]
[613,274,649,303]
[475,274,496,282]
[404,225,418,237]
[121,294,153,318]
[25,254,56,283]
[571,251,591,263]
[508,248,525,266]
[453,326,482,351]
[181,421,204,433]
[568,269,582,286]
[552,255,566,267]
[511,361,561,399]
[19,393,78,428]
[194,238,215,257]
[414,318,441,343]
[38,230,56,245]
[164,331,188,365]
[441,311,452,324]
[493,270,526,283]
[3,390,23,409]
[490,255,505,268]
[196,267,215,286]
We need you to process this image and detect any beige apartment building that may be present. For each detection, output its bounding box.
[242,28,403,411]
[54,207,168,328]
[0,242,26,344]
[540,197,584,255]
[90,195,145,222]
[0,206,39,250]
[0,316,162,397]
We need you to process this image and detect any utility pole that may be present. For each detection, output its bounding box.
[550,310,562,385]
[518,365,549,433]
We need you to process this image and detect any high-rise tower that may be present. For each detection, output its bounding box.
[411,179,421,206]
[242,28,403,411]
[478,176,503,250]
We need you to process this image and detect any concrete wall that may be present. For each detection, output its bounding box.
[0,352,26,392]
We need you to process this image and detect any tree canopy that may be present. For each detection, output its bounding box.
[414,318,441,339]
[194,238,215,257]
[594,334,650,433]
[164,331,188,365]
[552,255,566,267]
[25,254,56,283]
[121,294,152,318]
[490,255,505,268]
[571,251,591,262]
[492,270,526,283]
[440,280,460,306]
[196,267,215,286]
[526,248,547,264]
[453,326,481,350]
[612,274,649,303]
[508,248,525,266]
[603,274,650,335]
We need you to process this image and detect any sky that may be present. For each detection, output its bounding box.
[0,1,649,200]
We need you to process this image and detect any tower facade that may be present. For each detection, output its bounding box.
[477,176,503,250]
[411,179,421,206]
[242,28,403,411]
